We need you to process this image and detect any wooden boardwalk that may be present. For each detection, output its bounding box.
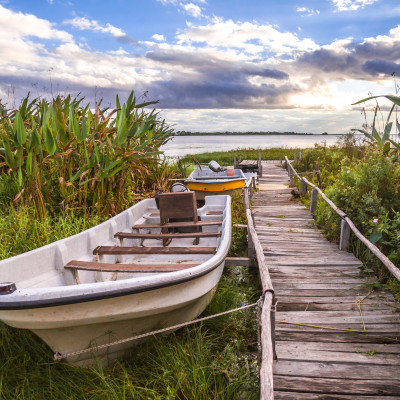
[252,160,400,399]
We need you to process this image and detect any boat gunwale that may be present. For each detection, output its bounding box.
[0,259,224,310]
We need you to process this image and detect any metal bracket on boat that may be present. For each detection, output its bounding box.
[0,282,16,295]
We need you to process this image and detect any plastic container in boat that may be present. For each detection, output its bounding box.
[227,168,234,176]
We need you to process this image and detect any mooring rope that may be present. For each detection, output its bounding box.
[54,297,264,361]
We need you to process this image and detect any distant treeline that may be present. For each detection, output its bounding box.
[175,131,328,136]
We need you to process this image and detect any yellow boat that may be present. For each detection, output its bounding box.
[185,162,247,200]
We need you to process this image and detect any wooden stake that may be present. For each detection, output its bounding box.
[339,219,351,251]
[310,188,318,215]
[300,179,307,196]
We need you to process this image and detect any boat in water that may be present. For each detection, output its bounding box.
[185,161,247,200]
[0,192,231,367]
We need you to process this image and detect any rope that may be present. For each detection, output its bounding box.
[54,298,261,361]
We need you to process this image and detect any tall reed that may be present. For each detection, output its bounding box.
[0,92,174,217]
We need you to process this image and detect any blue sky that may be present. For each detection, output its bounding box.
[1,0,400,133]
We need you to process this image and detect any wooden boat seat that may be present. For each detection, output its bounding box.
[93,246,217,255]
[132,192,222,246]
[132,220,222,229]
[114,231,221,240]
[65,260,198,273]
[206,211,223,215]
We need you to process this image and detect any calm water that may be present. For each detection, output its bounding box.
[161,134,342,158]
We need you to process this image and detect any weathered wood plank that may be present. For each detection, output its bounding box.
[274,360,400,379]
[274,392,400,400]
[132,220,222,229]
[93,245,216,255]
[275,331,400,344]
[65,260,197,273]
[274,376,400,395]
[275,340,400,354]
[114,231,221,239]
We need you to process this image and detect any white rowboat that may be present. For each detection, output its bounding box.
[0,194,231,367]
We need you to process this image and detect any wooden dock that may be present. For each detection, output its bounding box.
[252,160,400,399]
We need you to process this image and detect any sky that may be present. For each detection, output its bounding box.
[0,0,400,134]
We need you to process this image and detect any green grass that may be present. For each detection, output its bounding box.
[182,148,296,165]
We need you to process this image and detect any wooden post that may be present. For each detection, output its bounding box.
[239,153,242,163]
[299,152,302,162]
[280,154,282,165]
[300,179,307,196]
[310,188,318,215]
[339,219,351,251]
[251,210,256,228]
[247,228,256,266]
[244,187,250,209]
[258,149,263,177]
[289,169,294,187]
[314,161,322,187]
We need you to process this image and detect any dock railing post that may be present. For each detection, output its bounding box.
[339,219,351,251]
[310,188,318,215]
[300,179,307,196]
[258,149,263,177]
[299,151,302,162]
[289,169,294,187]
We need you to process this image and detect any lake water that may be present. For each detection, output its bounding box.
[161,134,343,158]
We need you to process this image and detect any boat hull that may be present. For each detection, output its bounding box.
[0,195,231,367]
[185,167,246,200]
[187,186,244,200]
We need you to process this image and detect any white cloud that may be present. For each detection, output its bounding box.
[152,33,166,41]
[63,16,125,38]
[331,0,378,11]
[0,5,72,42]
[175,19,319,56]
[296,7,320,16]
[156,0,177,4]
[180,2,202,18]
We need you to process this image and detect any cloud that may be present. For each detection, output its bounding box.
[63,16,139,46]
[294,26,400,82]
[362,59,400,76]
[180,2,202,18]
[156,0,206,17]
[296,7,320,16]
[331,0,379,12]
[152,34,166,41]
[63,16,125,37]
[175,19,319,56]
